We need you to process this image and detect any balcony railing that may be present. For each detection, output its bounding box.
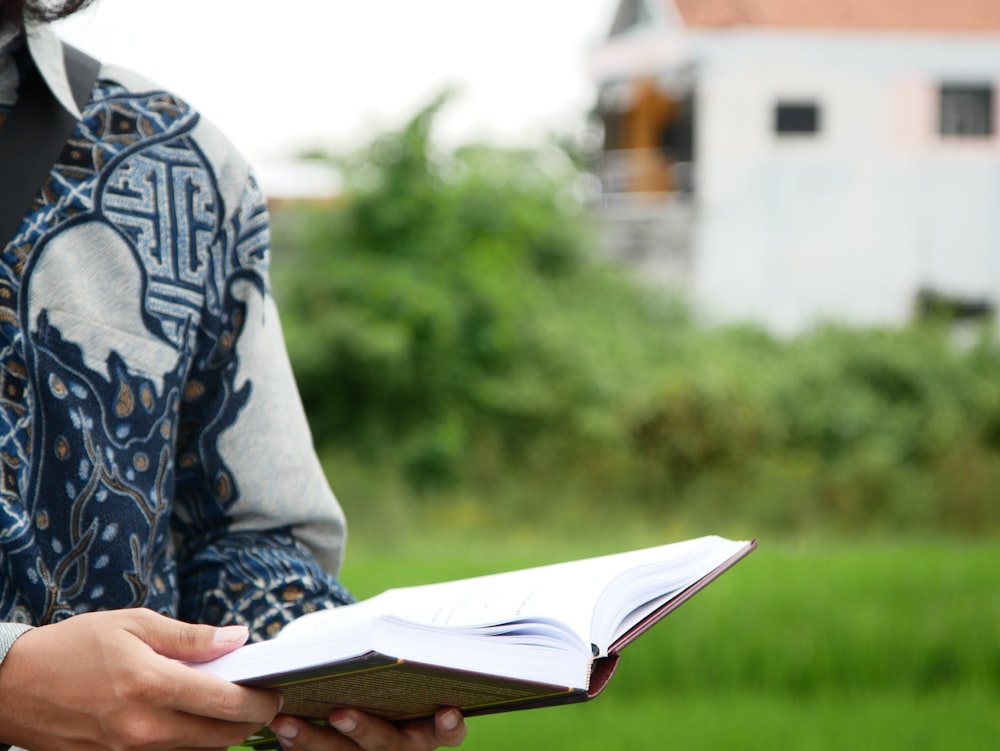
[595,149,693,196]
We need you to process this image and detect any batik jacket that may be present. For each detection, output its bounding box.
[0,22,351,660]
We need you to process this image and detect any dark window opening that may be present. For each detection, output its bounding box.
[916,288,995,323]
[939,84,994,137]
[659,93,694,163]
[601,111,626,151]
[774,102,820,135]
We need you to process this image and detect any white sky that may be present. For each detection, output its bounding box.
[56,0,618,164]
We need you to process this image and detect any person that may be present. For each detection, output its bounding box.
[0,1,467,749]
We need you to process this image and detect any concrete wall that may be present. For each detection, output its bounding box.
[686,30,1000,334]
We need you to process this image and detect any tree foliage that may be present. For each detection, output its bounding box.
[273,95,1000,535]
[274,95,677,486]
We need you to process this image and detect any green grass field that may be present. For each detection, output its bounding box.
[336,534,999,750]
[463,687,1000,751]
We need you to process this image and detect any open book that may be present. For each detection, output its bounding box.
[197,535,755,735]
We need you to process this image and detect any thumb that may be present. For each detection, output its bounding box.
[129,610,250,663]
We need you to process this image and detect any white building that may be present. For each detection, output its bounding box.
[588,0,1000,334]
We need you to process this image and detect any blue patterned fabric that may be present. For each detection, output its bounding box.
[0,41,351,641]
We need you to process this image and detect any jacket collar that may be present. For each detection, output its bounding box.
[1,21,82,119]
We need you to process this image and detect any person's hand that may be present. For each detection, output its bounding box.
[269,707,467,750]
[0,608,282,751]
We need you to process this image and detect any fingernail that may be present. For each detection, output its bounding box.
[271,718,299,741]
[213,625,249,646]
[330,711,358,734]
[440,709,461,731]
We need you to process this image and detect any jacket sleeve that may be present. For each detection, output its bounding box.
[0,624,31,663]
[0,624,30,751]
[0,623,32,717]
[170,164,352,641]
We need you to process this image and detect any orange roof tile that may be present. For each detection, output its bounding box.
[670,0,1000,32]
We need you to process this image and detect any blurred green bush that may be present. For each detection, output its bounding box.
[271,96,1000,537]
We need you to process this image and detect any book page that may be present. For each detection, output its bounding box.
[279,569,596,652]
[281,536,744,651]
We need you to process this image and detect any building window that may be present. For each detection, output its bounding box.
[939,84,994,137]
[774,102,820,135]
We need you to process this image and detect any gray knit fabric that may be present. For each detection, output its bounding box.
[0,623,31,662]
[0,621,33,747]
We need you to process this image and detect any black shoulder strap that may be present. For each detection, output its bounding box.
[0,42,101,250]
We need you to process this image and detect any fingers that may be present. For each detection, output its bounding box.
[271,716,351,750]
[147,712,267,751]
[424,708,467,748]
[119,610,281,726]
[124,608,250,662]
[163,661,283,726]
[269,708,466,750]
